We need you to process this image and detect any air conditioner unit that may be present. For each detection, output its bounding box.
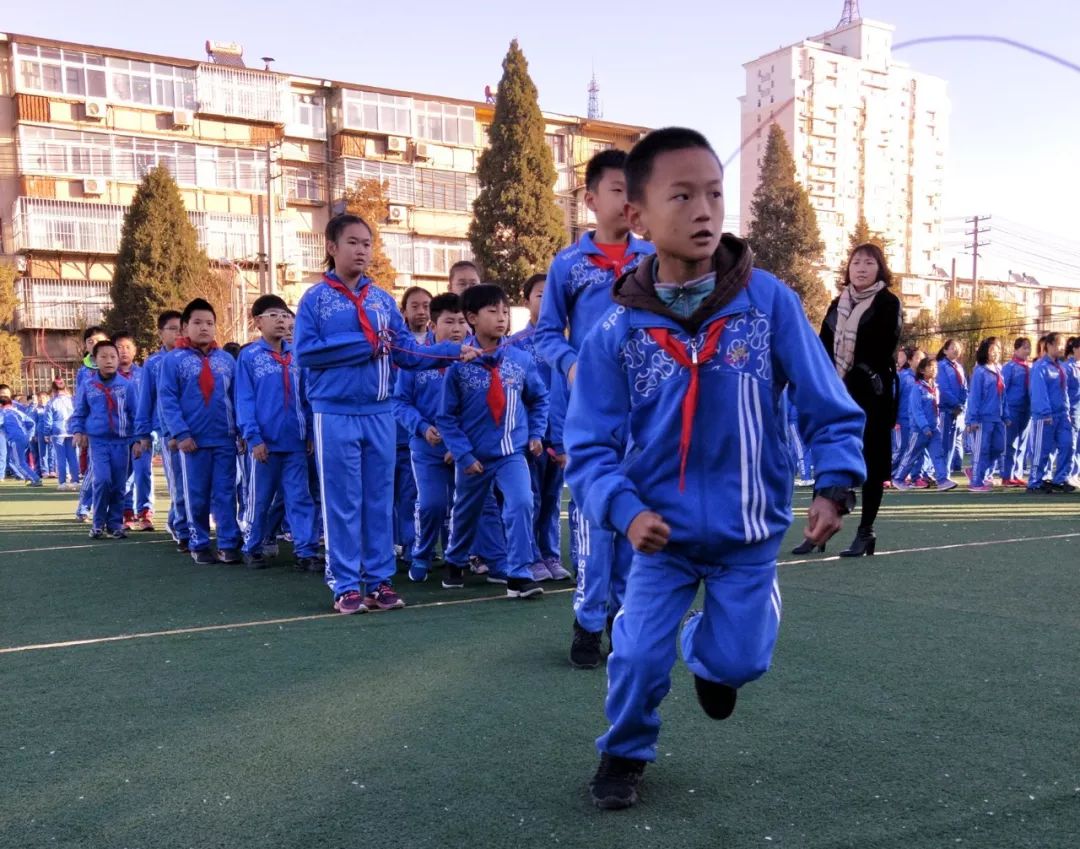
[276,194,288,211]
[284,267,301,283]
[172,108,194,128]
[414,142,432,160]
[387,204,406,223]
[386,136,407,154]
[84,99,107,120]
[83,178,107,195]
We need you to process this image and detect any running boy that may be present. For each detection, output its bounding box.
[437,284,550,599]
[70,340,136,538]
[563,128,866,809]
[158,298,243,563]
[393,293,470,582]
[235,294,320,570]
[535,148,655,668]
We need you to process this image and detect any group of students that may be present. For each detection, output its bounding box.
[891,334,1080,493]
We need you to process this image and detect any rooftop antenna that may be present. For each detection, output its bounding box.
[837,0,862,27]
[261,56,275,71]
[587,69,601,120]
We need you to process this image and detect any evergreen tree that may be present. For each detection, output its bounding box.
[746,124,829,326]
[0,262,22,387]
[838,214,894,286]
[343,178,398,290]
[468,39,565,300]
[107,165,208,353]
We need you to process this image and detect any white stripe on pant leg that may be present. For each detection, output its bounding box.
[245,455,258,529]
[314,413,331,566]
[177,450,196,533]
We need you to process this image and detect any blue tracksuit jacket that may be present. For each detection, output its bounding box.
[967,364,1004,424]
[910,380,941,433]
[896,368,917,428]
[235,338,310,452]
[158,344,237,446]
[1066,359,1080,422]
[1031,356,1070,418]
[509,322,567,451]
[534,232,654,382]
[937,358,968,415]
[437,344,550,469]
[70,372,135,440]
[48,394,75,437]
[2,405,34,441]
[1002,357,1031,420]
[393,367,451,461]
[564,269,866,566]
[135,348,171,440]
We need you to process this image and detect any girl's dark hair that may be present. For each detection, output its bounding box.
[1044,332,1061,350]
[899,344,920,370]
[844,243,893,288]
[1066,336,1079,357]
[1013,336,1030,351]
[399,286,431,311]
[523,273,547,302]
[915,357,936,379]
[935,338,959,361]
[324,213,372,271]
[975,336,999,366]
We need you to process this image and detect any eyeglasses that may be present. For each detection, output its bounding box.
[257,310,292,320]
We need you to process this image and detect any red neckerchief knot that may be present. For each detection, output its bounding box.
[323,273,380,351]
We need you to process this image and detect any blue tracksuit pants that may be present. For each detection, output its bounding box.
[788,422,812,480]
[160,442,189,542]
[177,445,241,551]
[445,453,534,580]
[895,428,949,484]
[124,450,154,515]
[89,438,130,532]
[4,433,39,483]
[1071,414,1080,478]
[313,411,396,596]
[394,443,417,554]
[241,449,319,558]
[1003,412,1030,480]
[971,422,1005,486]
[77,444,94,516]
[598,551,781,762]
[55,437,79,485]
[941,411,964,472]
[571,502,630,633]
[528,450,563,562]
[34,432,53,474]
[410,450,454,572]
[1029,414,1073,487]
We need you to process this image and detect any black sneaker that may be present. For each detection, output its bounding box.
[305,556,324,573]
[109,528,128,539]
[1053,482,1077,493]
[176,539,190,553]
[589,754,646,810]
[88,528,104,540]
[606,614,616,651]
[244,552,269,569]
[570,620,603,669]
[694,674,738,720]
[216,549,242,565]
[191,549,216,565]
[506,577,543,599]
[441,565,466,589]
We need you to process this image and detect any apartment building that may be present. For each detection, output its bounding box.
[0,32,646,387]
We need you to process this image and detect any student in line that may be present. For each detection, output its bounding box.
[74,326,111,521]
[47,378,80,491]
[1064,337,1080,485]
[935,339,967,475]
[894,358,958,492]
[114,331,154,530]
[0,384,42,485]
[1001,337,1032,487]
[1028,333,1075,493]
[447,260,482,296]
[966,337,1006,491]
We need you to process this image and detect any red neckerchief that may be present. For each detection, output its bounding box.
[1012,356,1030,389]
[268,344,293,407]
[946,359,965,386]
[478,350,505,426]
[588,240,632,280]
[918,380,939,419]
[174,338,219,406]
[94,378,118,432]
[322,272,380,350]
[646,318,728,492]
[1049,358,1067,394]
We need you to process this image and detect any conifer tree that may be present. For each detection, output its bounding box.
[746,124,829,326]
[343,178,398,290]
[107,165,208,352]
[0,261,22,386]
[468,39,565,300]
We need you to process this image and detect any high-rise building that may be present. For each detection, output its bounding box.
[0,32,646,389]
[738,13,949,279]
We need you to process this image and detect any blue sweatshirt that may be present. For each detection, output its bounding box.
[1001,357,1031,420]
[437,344,550,469]
[535,232,654,382]
[70,372,135,441]
[30,404,49,439]
[967,364,1004,425]
[564,269,866,565]
[158,344,237,447]
[294,273,462,415]
[909,380,941,433]
[75,355,98,391]
[1031,356,1069,419]
[895,368,917,428]
[135,348,171,441]
[1,405,34,441]
[48,394,75,438]
[936,358,967,413]
[509,322,567,452]
[235,338,311,452]
[393,366,451,461]
[1065,359,1080,420]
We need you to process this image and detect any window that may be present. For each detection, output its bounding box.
[196,66,284,123]
[545,134,567,165]
[415,169,478,212]
[415,101,476,146]
[342,90,412,135]
[340,159,415,204]
[413,238,472,276]
[289,93,326,138]
[382,232,415,273]
[286,166,324,203]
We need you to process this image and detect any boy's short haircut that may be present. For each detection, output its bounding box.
[462,284,508,316]
[83,325,107,342]
[625,127,720,203]
[448,260,480,282]
[157,310,183,329]
[429,293,463,323]
[252,294,290,317]
[0,383,11,394]
[400,286,432,311]
[111,330,134,345]
[182,298,216,323]
[92,340,117,357]
[1013,337,1030,351]
[223,342,242,359]
[523,273,547,302]
[584,149,628,192]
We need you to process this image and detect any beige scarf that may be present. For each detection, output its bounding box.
[833,280,886,378]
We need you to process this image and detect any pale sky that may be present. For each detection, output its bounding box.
[5,0,1079,283]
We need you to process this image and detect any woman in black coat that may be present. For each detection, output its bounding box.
[796,242,902,556]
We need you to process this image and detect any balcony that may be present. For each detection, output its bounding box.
[196,65,286,124]
[15,278,111,330]
[293,231,327,272]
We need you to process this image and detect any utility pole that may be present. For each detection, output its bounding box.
[266,141,278,295]
[965,214,991,302]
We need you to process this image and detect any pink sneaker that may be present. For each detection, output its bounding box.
[912,479,930,489]
[969,484,992,492]
[333,590,367,615]
[364,583,405,610]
